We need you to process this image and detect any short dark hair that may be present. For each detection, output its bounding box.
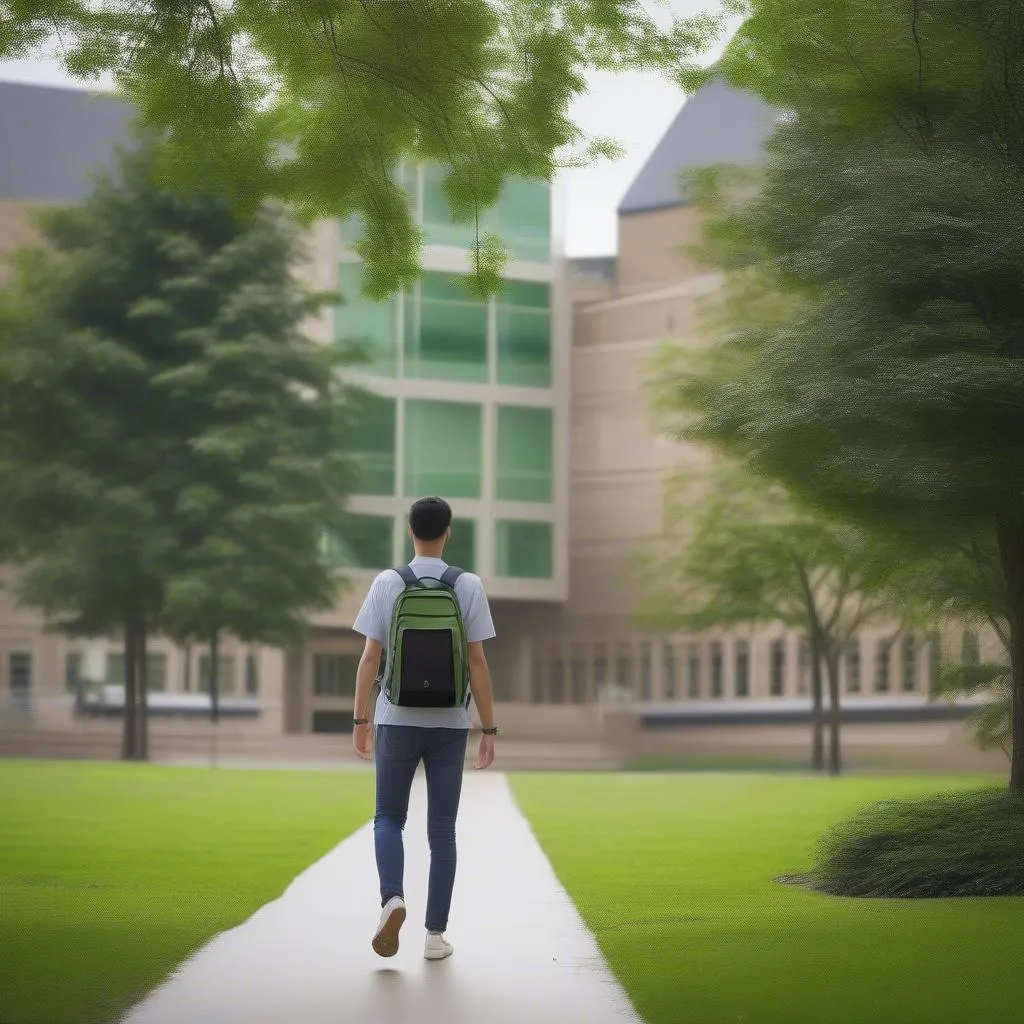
[408,496,452,542]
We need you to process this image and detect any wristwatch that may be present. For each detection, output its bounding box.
[482,726,498,736]
[353,718,369,726]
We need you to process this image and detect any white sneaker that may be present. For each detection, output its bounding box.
[424,931,454,961]
[371,896,406,958]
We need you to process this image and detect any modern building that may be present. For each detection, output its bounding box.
[0,79,569,737]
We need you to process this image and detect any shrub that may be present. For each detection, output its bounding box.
[811,788,1024,898]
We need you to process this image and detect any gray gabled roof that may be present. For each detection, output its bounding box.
[617,78,783,216]
[0,80,136,202]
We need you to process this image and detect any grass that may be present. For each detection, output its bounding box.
[0,759,373,1024]
[510,771,1024,1024]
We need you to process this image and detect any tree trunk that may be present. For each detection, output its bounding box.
[809,642,826,772]
[136,621,149,762]
[995,514,1024,792]
[209,632,220,768]
[121,619,137,760]
[825,653,842,776]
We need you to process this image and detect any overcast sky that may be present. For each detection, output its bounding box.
[0,1,734,257]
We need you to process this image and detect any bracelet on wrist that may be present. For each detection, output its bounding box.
[481,726,498,736]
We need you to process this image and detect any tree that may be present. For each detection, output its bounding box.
[885,529,1013,758]
[657,1,1024,790]
[635,460,896,774]
[0,0,728,296]
[0,137,363,759]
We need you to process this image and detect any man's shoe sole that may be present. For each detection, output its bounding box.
[372,904,407,958]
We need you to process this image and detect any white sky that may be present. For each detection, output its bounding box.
[0,1,735,258]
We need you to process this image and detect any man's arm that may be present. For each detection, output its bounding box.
[353,637,383,724]
[468,641,496,731]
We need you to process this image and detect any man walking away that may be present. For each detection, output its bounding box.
[351,496,499,961]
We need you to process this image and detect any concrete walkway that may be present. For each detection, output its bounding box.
[120,772,643,1024]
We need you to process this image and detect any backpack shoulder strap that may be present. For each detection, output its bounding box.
[440,566,464,590]
[393,565,421,588]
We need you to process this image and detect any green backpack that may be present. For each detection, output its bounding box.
[379,565,471,709]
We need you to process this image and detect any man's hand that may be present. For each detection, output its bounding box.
[352,723,374,760]
[473,732,495,770]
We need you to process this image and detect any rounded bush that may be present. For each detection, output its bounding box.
[811,788,1024,898]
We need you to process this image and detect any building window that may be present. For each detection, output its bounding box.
[420,165,551,264]
[350,392,397,496]
[9,651,31,691]
[420,163,479,250]
[639,642,652,700]
[961,630,980,666]
[245,652,259,696]
[798,636,810,695]
[489,176,551,263]
[531,656,545,703]
[570,645,588,703]
[313,654,358,697]
[405,518,476,572]
[65,652,83,692]
[845,641,861,693]
[710,642,723,698]
[875,641,891,693]
[548,654,566,703]
[335,261,398,377]
[496,405,553,503]
[326,514,394,570]
[107,652,167,692]
[404,399,482,498]
[735,640,750,698]
[198,655,235,695]
[404,271,488,382]
[615,642,633,694]
[769,639,785,697]
[687,644,701,699]
[593,644,608,689]
[901,634,917,692]
[495,520,552,578]
[9,651,31,711]
[662,643,677,700]
[496,280,551,388]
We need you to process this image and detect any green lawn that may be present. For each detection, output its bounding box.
[0,760,373,1024]
[510,772,1024,1024]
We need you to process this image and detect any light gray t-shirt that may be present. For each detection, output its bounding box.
[352,556,496,729]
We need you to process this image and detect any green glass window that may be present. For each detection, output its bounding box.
[496,405,553,502]
[404,400,483,498]
[497,280,551,388]
[404,518,476,572]
[335,262,398,376]
[326,515,394,569]
[349,392,396,495]
[491,177,551,263]
[421,163,479,250]
[404,272,488,382]
[495,520,553,578]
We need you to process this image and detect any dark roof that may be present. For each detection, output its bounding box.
[617,78,782,216]
[0,80,136,202]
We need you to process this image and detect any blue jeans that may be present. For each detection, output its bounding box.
[374,725,468,933]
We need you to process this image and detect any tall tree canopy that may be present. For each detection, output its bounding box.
[636,460,896,773]
[656,0,1024,787]
[0,0,728,294]
[0,139,363,759]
